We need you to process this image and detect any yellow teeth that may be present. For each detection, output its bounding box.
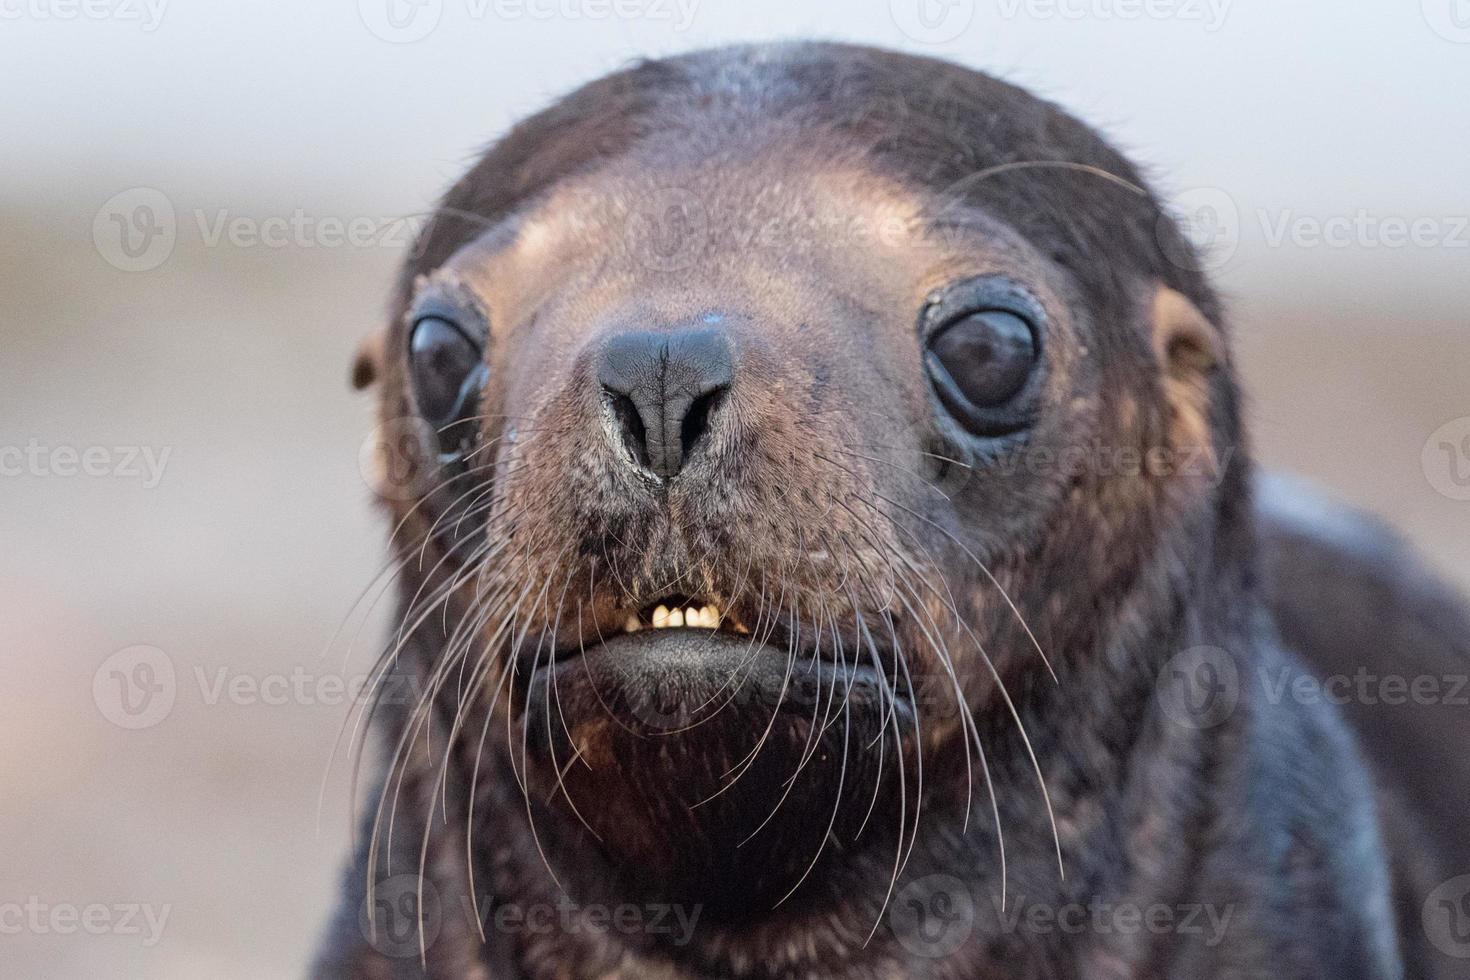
[624,603,726,633]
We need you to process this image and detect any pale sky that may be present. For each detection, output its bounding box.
[4,0,1468,305]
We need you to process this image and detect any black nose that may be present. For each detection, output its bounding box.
[598,326,734,480]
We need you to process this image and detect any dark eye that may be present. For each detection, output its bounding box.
[409,311,486,458]
[411,317,479,419]
[923,284,1043,438]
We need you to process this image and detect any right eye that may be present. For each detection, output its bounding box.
[919,276,1047,442]
[925,308,1038,433]
[409,314,486,458]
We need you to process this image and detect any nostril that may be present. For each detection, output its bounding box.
[680,385,726,462]
[596,323,735,480]
[604,386,649,468]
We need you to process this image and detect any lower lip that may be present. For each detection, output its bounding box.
[526,629,906,733]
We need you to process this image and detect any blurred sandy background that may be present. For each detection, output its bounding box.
[2,2,1467,977]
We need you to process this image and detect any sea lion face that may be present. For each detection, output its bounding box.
[366,53,1232,925]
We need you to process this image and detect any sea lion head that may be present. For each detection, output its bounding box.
[355,41,1247,950]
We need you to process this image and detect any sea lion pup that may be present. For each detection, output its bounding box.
[316,42,1467,979]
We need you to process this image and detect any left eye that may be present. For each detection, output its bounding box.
[410,317,480,422]
[409,314,486,458]
[924,306,1040,437]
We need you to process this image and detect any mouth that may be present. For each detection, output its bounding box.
[526,592,765,678]
[527,594,783,730]
[519,592,916,912]
[535,590,890,679]
[522,585,909,742]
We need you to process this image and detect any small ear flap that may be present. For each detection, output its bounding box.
[1149,283,1224,452]
[351,327,387,391]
